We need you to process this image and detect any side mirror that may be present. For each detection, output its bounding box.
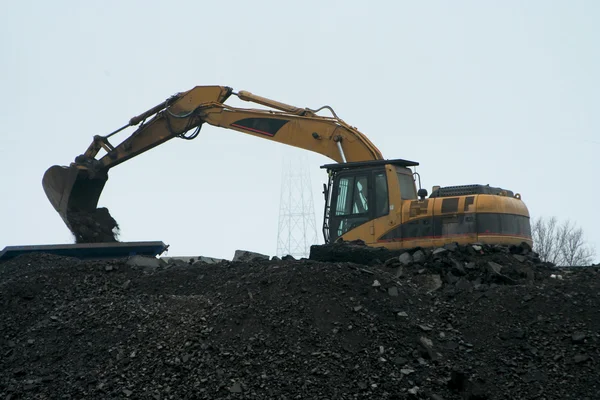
[418,188,428,200]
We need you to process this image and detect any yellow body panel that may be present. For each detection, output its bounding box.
[336,165,532,250]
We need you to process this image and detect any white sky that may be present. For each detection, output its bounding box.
[1,1,598,262]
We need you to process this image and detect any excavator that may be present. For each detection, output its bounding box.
[42,85,533,250]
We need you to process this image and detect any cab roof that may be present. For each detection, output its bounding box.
[320,158,419,172]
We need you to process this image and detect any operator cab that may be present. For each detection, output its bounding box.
[321,159,419,243]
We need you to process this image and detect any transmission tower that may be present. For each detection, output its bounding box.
[276,155,319,259]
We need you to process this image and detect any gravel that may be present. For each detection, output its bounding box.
[1,244,599,399]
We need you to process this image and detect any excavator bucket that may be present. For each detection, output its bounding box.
[42,164,108,229]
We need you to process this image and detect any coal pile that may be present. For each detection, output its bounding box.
[1,245,599,400]
[67,207,120,243]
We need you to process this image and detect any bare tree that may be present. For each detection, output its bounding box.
[531,216,596,266]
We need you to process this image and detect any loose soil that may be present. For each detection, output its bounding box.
[1,243,598,399]
[67,207,120,243]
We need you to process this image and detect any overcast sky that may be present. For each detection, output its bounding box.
[1,1,598,262]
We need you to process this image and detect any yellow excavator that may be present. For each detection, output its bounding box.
[42,85,533,250]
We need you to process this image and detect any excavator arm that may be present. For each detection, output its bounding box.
[42,85,384,236]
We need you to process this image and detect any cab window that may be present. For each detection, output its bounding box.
[374,172,389,217]
[352,176,369,214]
[397,172,417,200]
[335,176,354,216]
[335,175,369,216]
[331,174,370,239]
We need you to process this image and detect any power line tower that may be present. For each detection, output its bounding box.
[276,155,319,259]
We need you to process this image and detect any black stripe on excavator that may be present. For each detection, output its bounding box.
[377,213,531,242]
[231,118,290,137]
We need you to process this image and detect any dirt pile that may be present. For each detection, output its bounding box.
[1,246,599,399]
[67,207,120,243]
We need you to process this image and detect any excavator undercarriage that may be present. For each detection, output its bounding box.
[42,85,533,250]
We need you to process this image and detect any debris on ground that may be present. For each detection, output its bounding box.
[1,243,599,399]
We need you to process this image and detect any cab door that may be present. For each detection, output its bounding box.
[328,170,377,244]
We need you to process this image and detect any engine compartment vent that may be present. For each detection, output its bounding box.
[429,184,514,198]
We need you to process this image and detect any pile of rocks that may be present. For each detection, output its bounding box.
[380,242,553,294]
[1,246,598,399]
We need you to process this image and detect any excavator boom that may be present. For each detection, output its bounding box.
[42,85,383,240]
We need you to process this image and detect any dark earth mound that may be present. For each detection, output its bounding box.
[67,207,120,243]
[1,247,599,399]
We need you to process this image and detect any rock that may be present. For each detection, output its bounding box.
[443,242,458,252]
[228,382,243,393]
[372,280,381,287]
[418,335,440,361]
[126,255,165,269]
[393,356,408,365]
[397,311,408,317]
[572,332,586,344]
[388,286,399,297]
[573,354,590,363]
[513,254,527,263]
[487,262,503,274]
[455,278,473,292]
[384,257,399,267]
[122,389,133,397]
[433,248,447,256]
[282,255,296,261]
[40,375,55,383]
[162,256,224,265]
[414,274,443,293]
[474,283,489,292]
[419,325,433,332]
[472,245,482,251]
[401,368,415,375]
[420,336,434,347]
[232,250,269,262]
[394,266,405,278]
[399,252,413,266]
[412,250,426,263]
[465,262,477,270]
[486,262,517,284]
[165,258,188,268]
[450,259,466,276]
[445,271,459,284]
[408,386,419,395]
[195,256,226,264]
